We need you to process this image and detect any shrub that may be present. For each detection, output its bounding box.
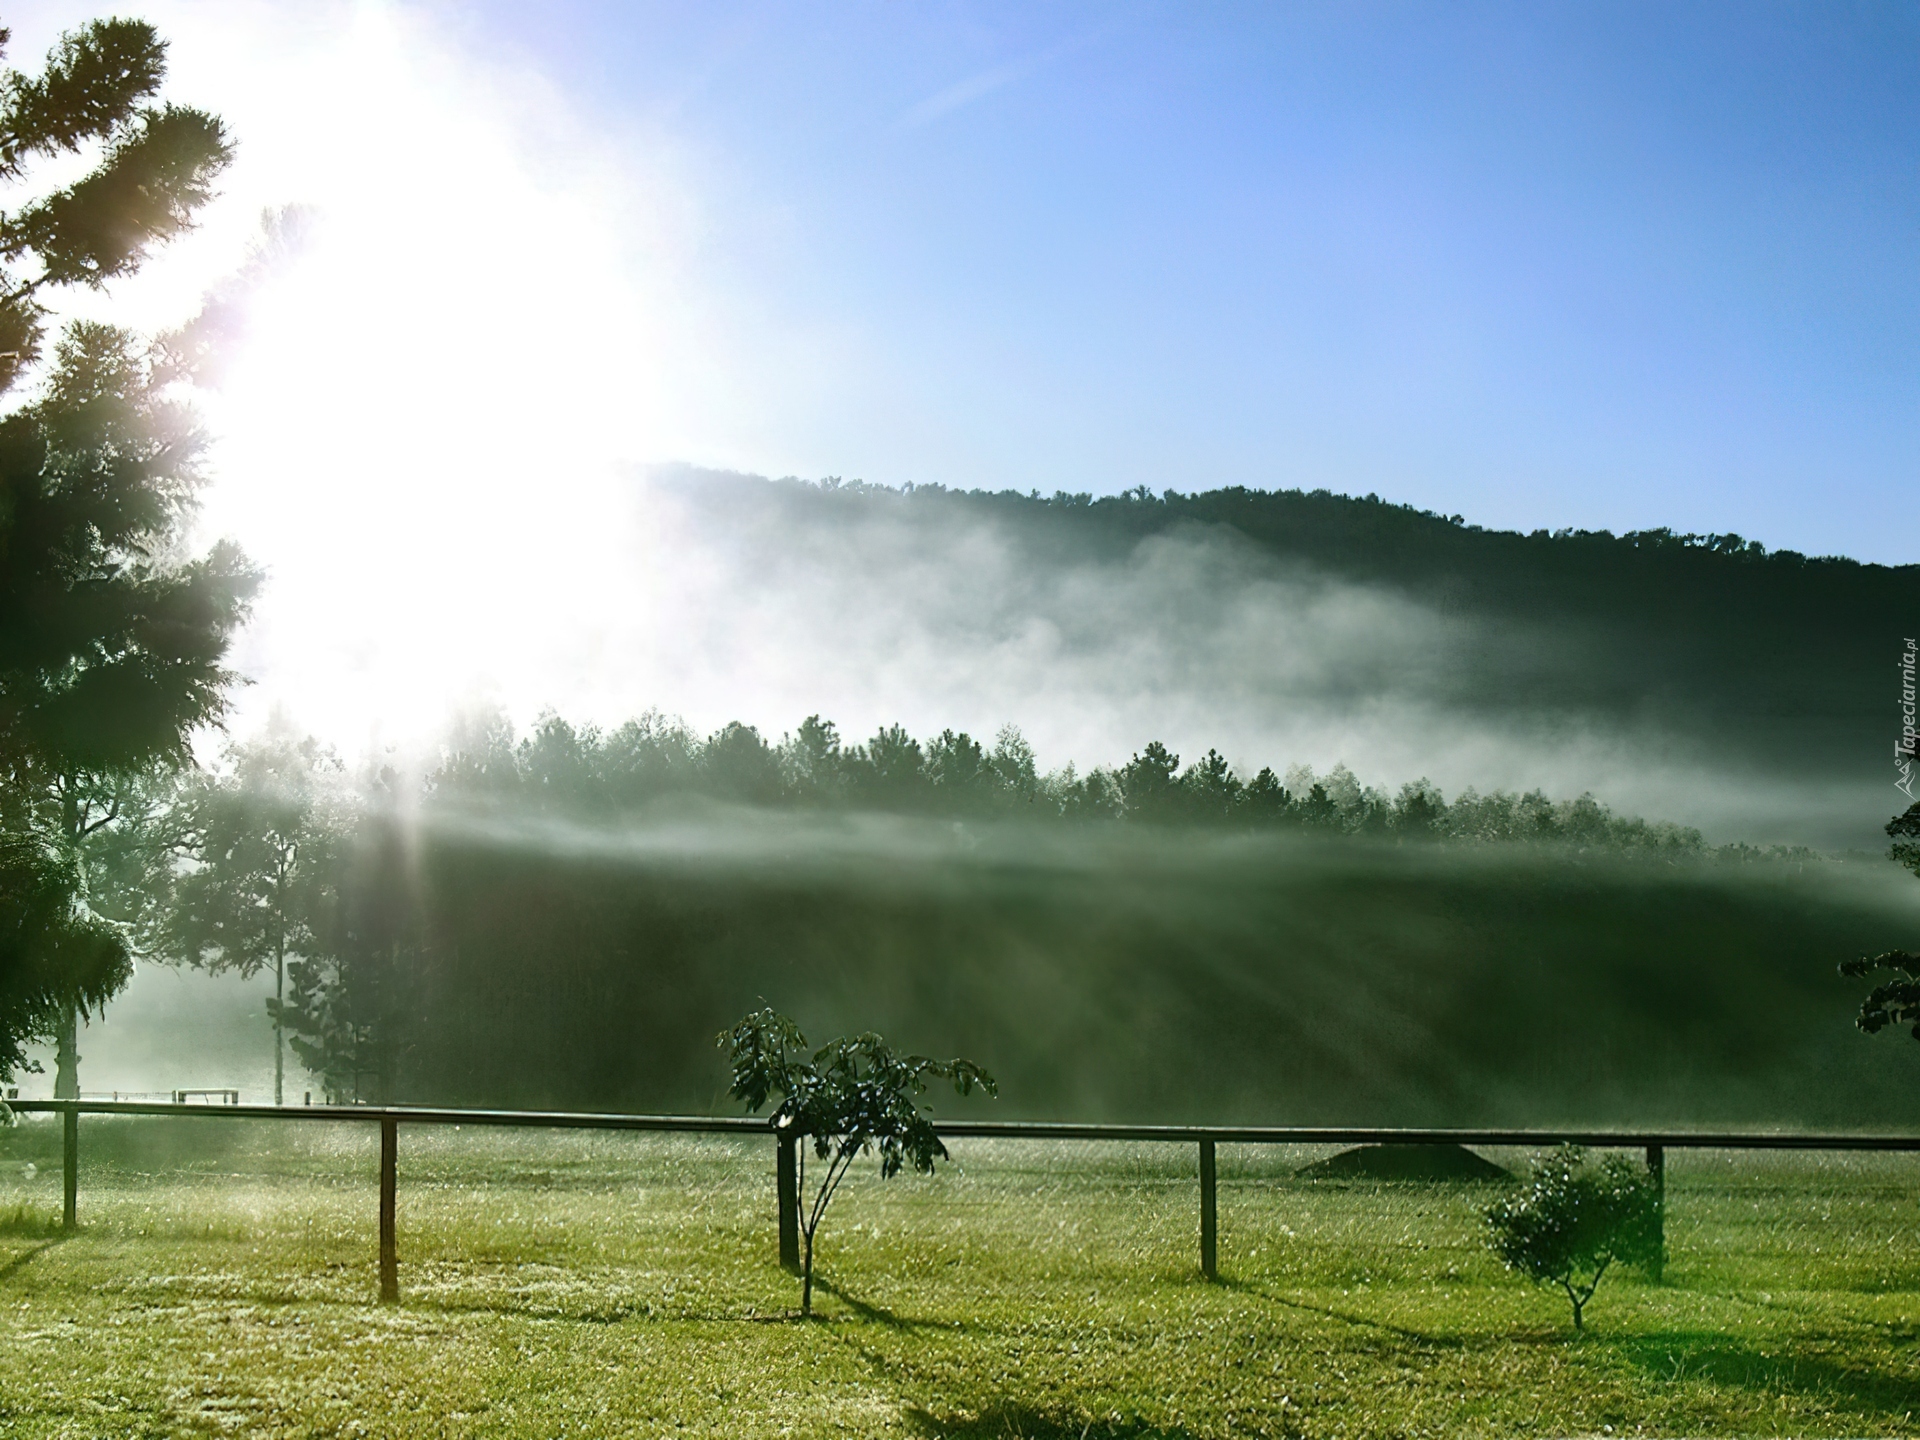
[1484,1145,1661,1330]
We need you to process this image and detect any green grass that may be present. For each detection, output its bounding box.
[2,1120,1920,1437]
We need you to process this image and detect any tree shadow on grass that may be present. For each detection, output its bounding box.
[902,1402,1217,1440]
[404,1278,962,1332]
[811,1276,966,1333]
[1217,1276,1467,1351]
[411,1295,650,1325]
[1699,1286,1920,1346]
[0,1238,64,1281]
[1619,1333,1920,1416]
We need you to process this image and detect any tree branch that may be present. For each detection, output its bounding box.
[75,797,120,837]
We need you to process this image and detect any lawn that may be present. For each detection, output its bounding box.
[1,1118,1918,1437]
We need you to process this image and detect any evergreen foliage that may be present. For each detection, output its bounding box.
[1838,802,1920,1042]
[0,20,230,388]
[0,829,125,1085]
[419,708,1715,856]
[0,18,253,1086]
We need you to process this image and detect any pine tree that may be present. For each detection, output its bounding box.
[0,19,256,1091]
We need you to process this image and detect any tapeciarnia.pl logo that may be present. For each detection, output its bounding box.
[1898,638,1917,801]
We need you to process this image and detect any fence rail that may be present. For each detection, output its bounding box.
[12,1099,1920,1298]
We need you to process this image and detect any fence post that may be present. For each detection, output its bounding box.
[1645,1143,1665,1283]
[1199,1137,1217,1280]
[776,1121,800,1273]
[379,1116,399,1303]
[61,1103,77,1232]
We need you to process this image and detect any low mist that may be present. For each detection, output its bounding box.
[313,807,1920,1126]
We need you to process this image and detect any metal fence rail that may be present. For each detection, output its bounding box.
[13,1099,1920,1299]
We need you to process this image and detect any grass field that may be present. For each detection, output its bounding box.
[2,1119,1920,1437]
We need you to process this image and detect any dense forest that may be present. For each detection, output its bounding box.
[428,708,1727,853]
[119,707,1910,1126]
[403,821,1907,1125]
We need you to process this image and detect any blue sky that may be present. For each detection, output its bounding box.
[456,0,1916,562]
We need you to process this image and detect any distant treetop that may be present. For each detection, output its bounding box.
[414,706,1822,864]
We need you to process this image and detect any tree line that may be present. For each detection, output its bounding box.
[75,705,1810,1109]
[429,707,1720,852]
[698,466,1907,617]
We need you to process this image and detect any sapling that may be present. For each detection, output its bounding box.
[719,1008,994,1316]
[1484,1144,1661,1330]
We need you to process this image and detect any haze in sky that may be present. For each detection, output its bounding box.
[2,0,1911,765]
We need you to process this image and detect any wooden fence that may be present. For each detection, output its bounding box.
[14,1099,1920,1301]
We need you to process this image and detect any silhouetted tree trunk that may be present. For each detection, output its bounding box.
[53,1009,77,1099]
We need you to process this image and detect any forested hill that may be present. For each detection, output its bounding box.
[647,466,1913,846]
[671,464,1905,662]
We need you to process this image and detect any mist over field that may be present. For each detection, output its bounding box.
[69,802,1920,1126]
[396,807,1920,1126]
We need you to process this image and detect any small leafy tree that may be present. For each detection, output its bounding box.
[1484,1145,1661,1330]
[272,778,414,1105]
[1838,803,1920,1038]
[719,1008,994,1316]
[156,721,346,1104]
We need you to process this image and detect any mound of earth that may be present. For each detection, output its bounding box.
[1295,1143,1510,1183]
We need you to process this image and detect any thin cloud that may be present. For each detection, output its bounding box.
[899,16,1133,130]
[902,54,1039,128]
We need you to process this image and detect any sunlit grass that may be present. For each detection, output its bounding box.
[1,1121,1919,1436]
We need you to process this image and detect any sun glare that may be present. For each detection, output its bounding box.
[31,1,712,753]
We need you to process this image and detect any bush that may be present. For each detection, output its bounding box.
[1484,1145,1661,1330]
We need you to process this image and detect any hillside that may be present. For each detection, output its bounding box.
[644,467,1911,848]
